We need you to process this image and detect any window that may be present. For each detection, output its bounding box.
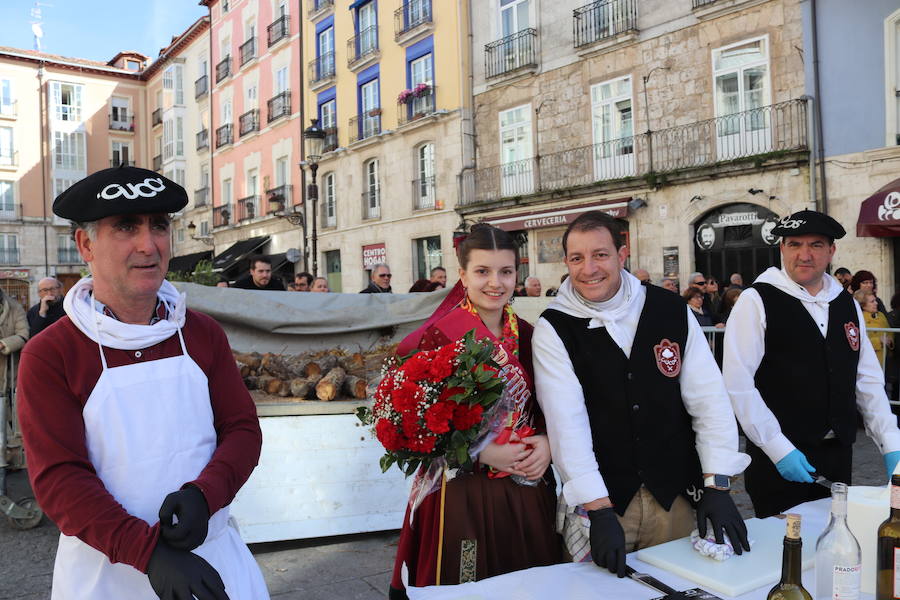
[364,159,379,219]
[174,169,185,187]
[0,128,13,166]
[275,156,288,187]
[591,76,634,179]
[53,178,76,198]
[200,163,210,190]
[112,141,131,166]
[499,105,532,195]
[415,143,434,209]
[361,78,380,138]
[409,54,434,116]
[223,99,233,124]
[163,119,174,160]
[413,236,441,280]
[318,27,335,77]
[320,98,336,129]
[887,11,900,145]
[222,0,229,12]
[176,116,184,156]
[246,83,258,106]
[713,37,770,157]
[0,80,13,116]
[0,181,14,218]
[200,221,209,236]
[275,67,288,94]
[325,249,342,293]
[0,234,18,264]
[500,0,530,37]
[126,60,141,71]
[53,131,86,171]
[223,178,233,206]
[177,228,185,243]
[51,82,83,121]
[111,97,130,129]
[324,172,336,227]
[358,3,377,54]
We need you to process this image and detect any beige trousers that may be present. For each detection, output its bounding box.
[619,486,695,552]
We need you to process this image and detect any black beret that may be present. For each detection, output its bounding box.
[53,165,188,221]
[770,210,846,240]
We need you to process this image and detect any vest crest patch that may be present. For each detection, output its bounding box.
[653,339,682,378]
[844,322,860,352]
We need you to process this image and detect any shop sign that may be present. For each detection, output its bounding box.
[662,247,679,278]
[487,199,630,232]
[362,243,386,269]
[0,269,30,280]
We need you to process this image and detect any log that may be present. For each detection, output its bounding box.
[342,375,367,399]
[260,353,296,380]
[289,374,322,399]
[315,367,347,401]
[232,351,262,370]
[277,380,292,397]
[238,362,252,378]
[306,354,340,378]
[243,375,259,390]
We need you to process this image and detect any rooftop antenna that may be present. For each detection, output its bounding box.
[30,2,53,52]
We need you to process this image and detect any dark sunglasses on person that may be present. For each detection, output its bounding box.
[379,274,392,278]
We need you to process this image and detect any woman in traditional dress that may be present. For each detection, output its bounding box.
[388,224,563,599]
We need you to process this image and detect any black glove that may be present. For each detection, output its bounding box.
[696,487,750,554]
[587,507,626,577]
[146,540,229,600]
[159,485,210,551]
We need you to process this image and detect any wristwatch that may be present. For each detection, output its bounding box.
[703,474,731,490]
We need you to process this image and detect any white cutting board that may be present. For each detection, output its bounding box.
[635,517,814,598]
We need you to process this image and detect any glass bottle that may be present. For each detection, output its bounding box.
[815,482,861,600]
[767,513,813,600]
[877,474,900,600]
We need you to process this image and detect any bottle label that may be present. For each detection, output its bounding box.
[895,548,900,598]
[892,485,900,510]
[832,564,860,600]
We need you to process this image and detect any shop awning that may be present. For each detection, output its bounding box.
[857,178,900,237]
[486,199,631,232]
[269,252,288,272]
[168,250,212,274]
[212,236,270,271]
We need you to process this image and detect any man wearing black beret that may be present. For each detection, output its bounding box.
[723,209,900,517]
[16,166,269,599]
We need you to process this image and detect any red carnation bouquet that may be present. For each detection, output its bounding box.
[358,329,515,510]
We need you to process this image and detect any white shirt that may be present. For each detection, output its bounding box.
[532,272,750,507]
[722,267,900,464]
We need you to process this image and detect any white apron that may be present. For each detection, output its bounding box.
[51,317,269,599]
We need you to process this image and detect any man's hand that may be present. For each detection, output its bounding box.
[159,486,210,551]
[696,488,750,554]
[38,293,56,317]
[146,541,229,600]
[587,507,626,577]
[775,449,816,483]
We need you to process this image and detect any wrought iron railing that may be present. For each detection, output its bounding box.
[398,87,436,126]
[239,38,257,66]
[152,108,162,127]
[347,26,379,68]
[692,0,719,7]
[485,28,538,79]
[237,195,259,221]
[216,56,231,83]
[194,187,209,207]
[215,124,233,148]
[573,0,638,48]
[196,128,209,151]
[412,175,435,210]
[265,185,292,213]
[349,114,381,143]
[394,0,432,40]
[239,109,259,136]
[195,74,209,98]
[460,99,809,206]
[267,91,291,123]
[267,15,290,47]
[362,189,381,220]
[309,51,336,86]
[152,154,162,171]
[109,114,134,131]
[109,159,135,167]
[324,127,338,152]
[57,248,81,263]
[308,0,334,16]
[213,204,231,227]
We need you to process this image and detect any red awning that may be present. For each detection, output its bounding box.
[858,178,900,237]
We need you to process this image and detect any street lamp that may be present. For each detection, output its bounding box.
[186,221,214,246]
[302,118,325,277]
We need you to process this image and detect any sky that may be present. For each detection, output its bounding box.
[1,0,208,63]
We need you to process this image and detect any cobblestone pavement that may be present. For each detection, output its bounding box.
[0,432,889,599]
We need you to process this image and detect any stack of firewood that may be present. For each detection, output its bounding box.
[234,345,396,402]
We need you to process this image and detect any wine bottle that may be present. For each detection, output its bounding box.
[815,482,861,600]
[877,474,900,599]
[767,513,813,600]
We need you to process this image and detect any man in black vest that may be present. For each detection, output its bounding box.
[723,210,900,518]
[533,211,750,578]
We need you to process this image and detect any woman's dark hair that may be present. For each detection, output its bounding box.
[682,287,704,302]
[408,279,432,292]
[457,223,519,269]
[562,211,625,254]
[891,291,900,311]
[722,287,742,312]
[850,270,877,293]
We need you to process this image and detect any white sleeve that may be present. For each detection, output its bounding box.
[853,302,900,454]
[532,317,609,506]
[722,288,796,464]
[680,306,751,475]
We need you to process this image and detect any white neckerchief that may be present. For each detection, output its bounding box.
[64,277,186,350]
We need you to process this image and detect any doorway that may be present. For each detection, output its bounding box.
[693,203,781,285]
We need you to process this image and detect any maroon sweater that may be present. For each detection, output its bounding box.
[16,309,262,573]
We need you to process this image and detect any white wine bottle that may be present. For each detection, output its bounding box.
[877,474,900,599]
[768,513,813,600]
[815,482,861,600]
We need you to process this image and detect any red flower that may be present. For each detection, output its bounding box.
[408,434,437,454]
[375,418,405,451]
[439,386,465,403]
[453,403,484,431]
[424,401,455,434]
[401,353,431,381]
[400,410,422,438]
[391,380,421,413]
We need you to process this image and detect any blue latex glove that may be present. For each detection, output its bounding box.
[884,451,900,480]
[775,449,816,483]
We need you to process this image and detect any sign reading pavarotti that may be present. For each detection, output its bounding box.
[362,243,386,269]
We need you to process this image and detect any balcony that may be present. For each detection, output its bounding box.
[57,247,81,264]
[573,0,638,49]
[349,113,381,143]
[152,154,162,171]
[324,127,338,152]
[0,151,18,169]
[397,85,436,126]
[239,38,257,67]
[196,128,209,151]
[195,74,209,98]
[265,184,292,213]
[109,159,135,167]
[0,248,19,265]
[0,101,16,119]
[216,56,231,83]
[308,51,336,89]
[213,204,232,228]
[412,175,435,210]
[237,195,260,222]
[109,114,135,132]
[692,0,719,6]
[485,28,538,79]
[460,99,809,207]
[267,14,290,47]
[239,109,260,137]
[308,0,334,18]
[152,108,162,127]
[0,205,21,221]
[194,187,209,208]
[267,91,291,123]
[394,0,432,42]
[347,26,379,70]
[362,189,380,220]
[215,124,233,148]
